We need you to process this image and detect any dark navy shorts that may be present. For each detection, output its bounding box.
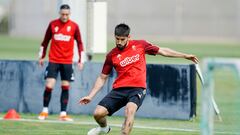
[98,87,146,116]
[45,62,74,82]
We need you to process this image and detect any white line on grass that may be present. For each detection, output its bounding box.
[0,117,239,135]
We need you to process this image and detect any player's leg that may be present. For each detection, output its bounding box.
[88,90,127,135]
[121,102,138,135]
[121,88,146,135]
[93,105,109,127]
[59,80,73,121]
[38,62,59,120]
[89,105,111,133]
[43,78,57,110]
[59,64,74,121]
[88,106,111,135]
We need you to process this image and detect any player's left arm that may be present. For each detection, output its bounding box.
[157,47,199,64]
[74,25,84,70]
[143,40,199,64]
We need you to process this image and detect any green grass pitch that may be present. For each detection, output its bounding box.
[0,114,200,135]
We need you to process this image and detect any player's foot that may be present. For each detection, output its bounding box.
[59,115,73,121]
[38,112,48,120]
[87,126,111,135]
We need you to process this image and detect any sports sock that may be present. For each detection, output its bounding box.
[60,111,67,116]
[100,126,110,132]
[60,85,69,112]
[43,86,52,108]
[42,107,49,113]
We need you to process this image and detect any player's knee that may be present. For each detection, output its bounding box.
[61,80,70,86]
[125,105,137,116]
[45,84,54,89]
[125,109,135,117]
[93,109,104,119]
[46,78,56,88]
[93,108,107,119]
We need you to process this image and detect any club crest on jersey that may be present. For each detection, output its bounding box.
[132,45,136,51]
[120,54,140,67]
[117,54,122,60]
[67,26,71,32]
[54,26,59,32]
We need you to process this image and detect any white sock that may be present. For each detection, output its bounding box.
[60,111,67,116]
[42,107,48,113]
[100,126,110,132]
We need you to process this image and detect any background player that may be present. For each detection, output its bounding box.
[79,23,199,135]
[38,4,84,121]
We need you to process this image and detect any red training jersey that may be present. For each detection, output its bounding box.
[40,19,83,64]
[102,40,159,89]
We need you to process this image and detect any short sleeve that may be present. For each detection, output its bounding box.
[101,53,113,75]
[141,40,160,55]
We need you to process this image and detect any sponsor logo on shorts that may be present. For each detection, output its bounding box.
[120,54,140,67]
[71,75,75,81]
[138,93,142,99]
[44,70,48,79]
[54,33,71,41]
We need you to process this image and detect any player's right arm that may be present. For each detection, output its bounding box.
[79,53,113,105]
[79,74,109,105]
[39,23,52,67]
[74,24,84,70]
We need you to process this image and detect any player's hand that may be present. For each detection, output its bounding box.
[79,96,92,105]
[39,58,44,67]
[78,62,84,71]
[185,54,199,64]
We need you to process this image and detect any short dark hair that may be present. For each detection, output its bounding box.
[60,4,70,10]
[114,23,130,37]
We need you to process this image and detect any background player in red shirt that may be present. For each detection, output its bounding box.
[38,4,84,121]
[79,23,199,135]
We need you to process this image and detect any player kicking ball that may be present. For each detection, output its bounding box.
[38,4,84,121]
[79,23,199,135]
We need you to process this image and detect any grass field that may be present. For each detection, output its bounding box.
[0,35,240,135]
[1,35,240,63]
[0,114,201,135]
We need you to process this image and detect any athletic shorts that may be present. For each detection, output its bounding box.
[98,87,146,116]
[44,62,74,81]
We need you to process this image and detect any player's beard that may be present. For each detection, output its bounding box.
[117,44,127,50]
[60,17,69,23]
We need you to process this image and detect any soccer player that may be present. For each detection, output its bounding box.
[38,4,84,121]
[79,23,199,135]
